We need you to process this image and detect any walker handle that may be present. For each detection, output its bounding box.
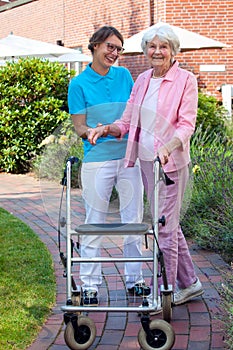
[154,156,175,186]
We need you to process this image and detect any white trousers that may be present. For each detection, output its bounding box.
[80,159,144,291]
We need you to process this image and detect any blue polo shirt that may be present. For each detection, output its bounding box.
[68,64,134,162]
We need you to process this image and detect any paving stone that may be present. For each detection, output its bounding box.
[188,341,210,350]
[173,334,189,349]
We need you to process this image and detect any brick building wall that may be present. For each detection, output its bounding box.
[166,0,233,100]
[0,0,232,105]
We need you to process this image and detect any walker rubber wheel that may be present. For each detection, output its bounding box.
[64,315,96,350]
[162,293,172,323]
[138,319,175,350]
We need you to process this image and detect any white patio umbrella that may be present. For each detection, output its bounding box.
[0,42,30,57]
[123,22,229,54]
[0,33,76,59]
[55,52,92,63]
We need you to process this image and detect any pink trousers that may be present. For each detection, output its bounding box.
[140,160,197,290]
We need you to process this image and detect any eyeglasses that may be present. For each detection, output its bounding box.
[105,42,124,54]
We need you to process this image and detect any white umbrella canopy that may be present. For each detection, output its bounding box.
[0,42,33,57]
[0,34,76,59]
[55,52,92,63]
[123,22,229,54]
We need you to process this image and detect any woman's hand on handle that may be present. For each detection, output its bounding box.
[157,145,170,166]
[157,137,182,166]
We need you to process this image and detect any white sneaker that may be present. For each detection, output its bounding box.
[139,294,162,315]
[173,278,204,305]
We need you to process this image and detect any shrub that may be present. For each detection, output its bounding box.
[32,120,83,188]
[221,265,233,349]
[181,126,233,263]
[197,91,229,137]
[0,58,74,173]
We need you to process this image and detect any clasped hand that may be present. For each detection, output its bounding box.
[87,124,107,145]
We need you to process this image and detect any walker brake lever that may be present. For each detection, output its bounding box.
[61,156,80,186]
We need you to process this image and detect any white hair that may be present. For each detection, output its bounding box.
[141,23,180,56]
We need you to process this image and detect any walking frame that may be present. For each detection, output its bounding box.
[58,156,176,350]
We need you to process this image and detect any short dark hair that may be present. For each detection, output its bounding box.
[88,26,124,54]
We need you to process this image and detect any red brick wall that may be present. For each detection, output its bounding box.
[63,0,150,50]
[166,0,233,99]
[0,0,64,42]
[0,0,232,100]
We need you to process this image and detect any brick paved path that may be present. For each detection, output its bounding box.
[0,173,229,350]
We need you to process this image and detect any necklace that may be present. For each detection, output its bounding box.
[152,63,173,79]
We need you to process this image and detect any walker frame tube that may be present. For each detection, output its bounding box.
[61,157,172,314]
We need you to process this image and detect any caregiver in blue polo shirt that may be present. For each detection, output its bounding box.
[68,26,150,306]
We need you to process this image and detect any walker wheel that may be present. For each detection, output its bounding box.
[64,315,96,350]
[138,319,175,350]
[162,293,172,323]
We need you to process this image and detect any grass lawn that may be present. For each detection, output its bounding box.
[0,207,56,350]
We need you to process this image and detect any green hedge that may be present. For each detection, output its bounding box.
[0,58,74,173]
[182,126,233,264]
[197,91,229,137]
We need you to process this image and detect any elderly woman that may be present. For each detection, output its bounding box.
[88,23,204,308]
